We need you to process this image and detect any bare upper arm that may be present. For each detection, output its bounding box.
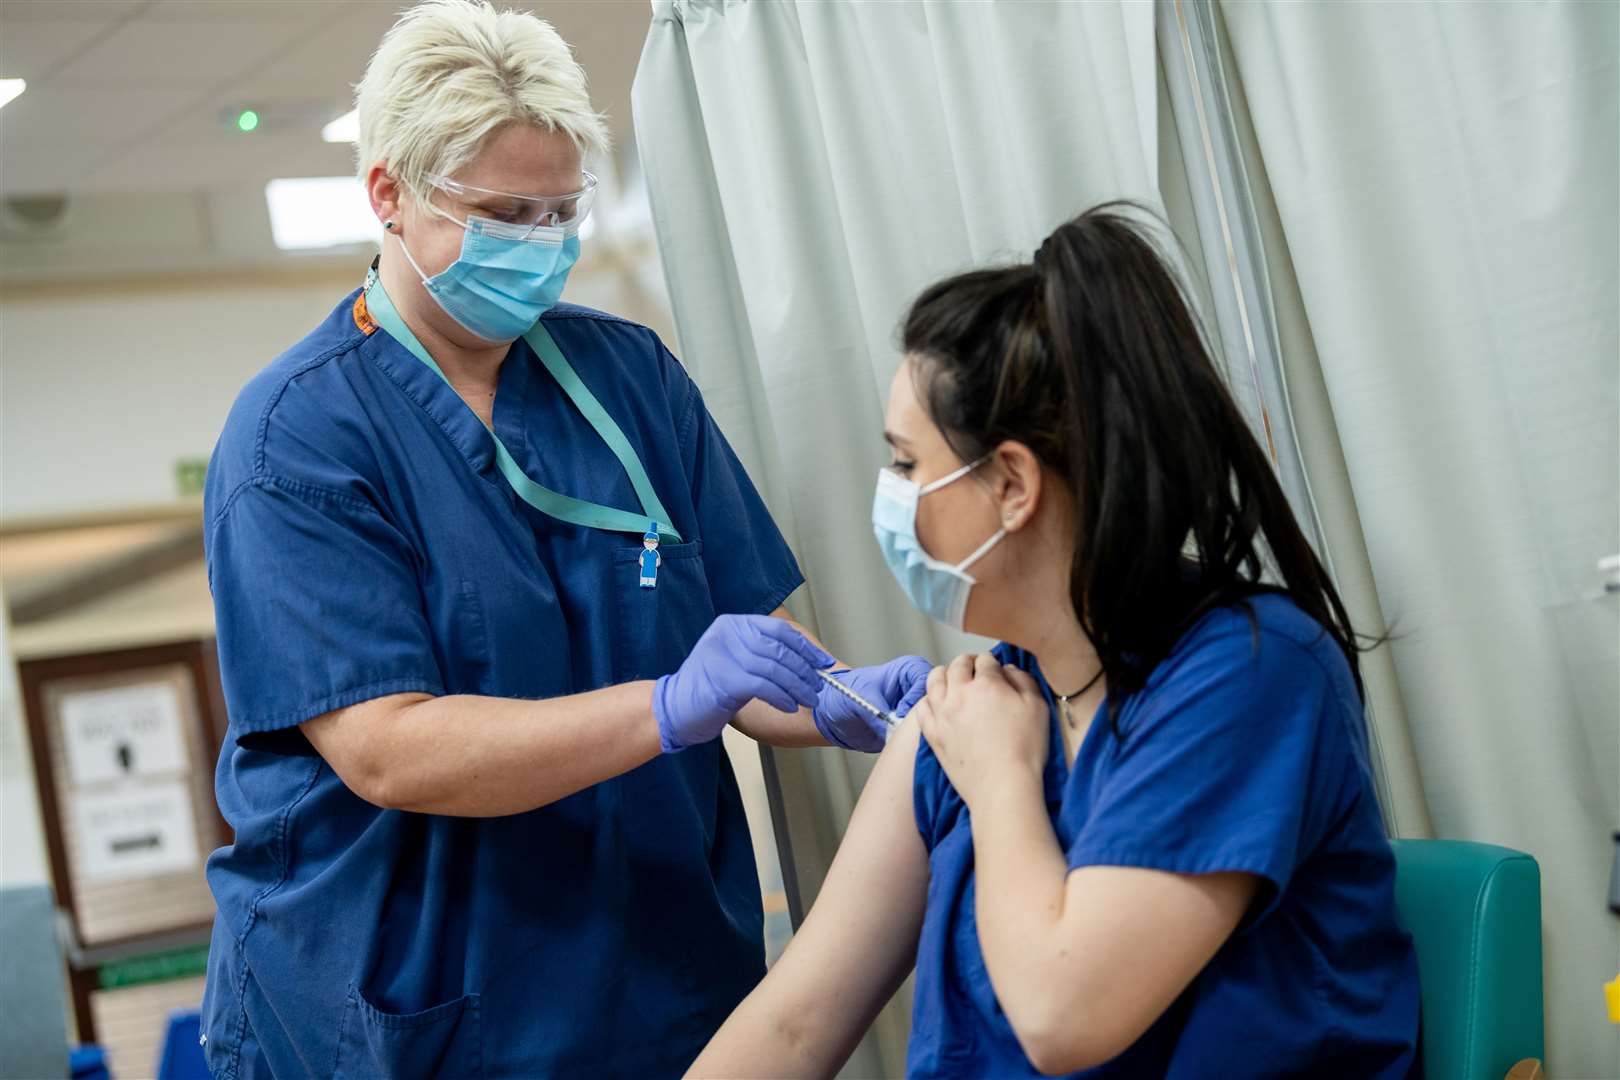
[299,691,432,807]
[1040,866,1257,1071]
[754,714,931,1052]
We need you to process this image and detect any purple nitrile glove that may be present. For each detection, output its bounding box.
[654,614,835,753]
[813,654,933,752]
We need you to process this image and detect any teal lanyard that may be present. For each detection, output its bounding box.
[364,275,682,543]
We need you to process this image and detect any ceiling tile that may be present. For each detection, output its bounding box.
[0,1,149,22]
[83,128,355,193]
[0,0,653,215]
[223,9,396,103]
[143,0,333,22]
[0,137,102,194]
[1,86,195,146]
[51,16,309,90]
[0,18,116,82]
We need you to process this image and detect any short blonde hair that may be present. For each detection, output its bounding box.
[355,0,609,205]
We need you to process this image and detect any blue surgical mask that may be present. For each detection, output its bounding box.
[397,215,579,342]
[872,457,1006,629]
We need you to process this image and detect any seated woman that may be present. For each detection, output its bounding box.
[688,205,1420,1078]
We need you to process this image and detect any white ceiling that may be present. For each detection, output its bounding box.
[0,0,656,198]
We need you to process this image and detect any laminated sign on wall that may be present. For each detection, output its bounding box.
[61,682,190,785]
[73,781,200,884]
[58,682,202,882]
[21,644,226,949]
[18,640,231,1049]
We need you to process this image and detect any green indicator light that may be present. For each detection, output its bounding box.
[236,109,260,132]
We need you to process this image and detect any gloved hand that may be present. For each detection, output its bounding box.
[655,614,835,753]
[814,655,933,752]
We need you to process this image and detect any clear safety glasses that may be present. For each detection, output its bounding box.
[423,170,598,237]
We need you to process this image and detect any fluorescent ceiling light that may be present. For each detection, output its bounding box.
[0,80,26,110]
[265,177,380,251]
[322,108,358,143]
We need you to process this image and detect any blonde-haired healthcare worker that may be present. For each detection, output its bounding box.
[197,2,929,1076]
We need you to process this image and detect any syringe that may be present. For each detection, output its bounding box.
[814,667,901,730]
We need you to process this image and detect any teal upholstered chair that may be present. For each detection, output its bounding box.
[1389,839,1545,1080]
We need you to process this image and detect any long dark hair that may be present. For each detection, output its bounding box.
[902,202,1371,729]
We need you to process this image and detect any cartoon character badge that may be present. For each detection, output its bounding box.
[639,523,662,589]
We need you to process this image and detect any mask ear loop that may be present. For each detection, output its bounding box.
[913,454,1007,575]
[953,525,1008,576]
[918,453,991,496]
[390,225,435,286]
[383,183,465,285]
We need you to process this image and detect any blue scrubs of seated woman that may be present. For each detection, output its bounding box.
[196,4,926,1078]
[690,206,1420,1078]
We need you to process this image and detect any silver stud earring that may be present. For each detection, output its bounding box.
[383,220,396,231]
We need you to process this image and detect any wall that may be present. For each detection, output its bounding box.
[0,251,677,520]
[0,608,49,888]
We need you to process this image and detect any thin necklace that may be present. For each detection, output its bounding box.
[1052,669,1104,728]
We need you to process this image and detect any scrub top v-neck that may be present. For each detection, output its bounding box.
[198,283,803,1079]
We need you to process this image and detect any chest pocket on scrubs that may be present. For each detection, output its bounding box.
[452,577,493,692]
[334,985,482,1080]
[614,540,714,682]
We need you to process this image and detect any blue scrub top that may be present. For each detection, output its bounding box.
[909,595,1420,1078]
[199,286,803,1079]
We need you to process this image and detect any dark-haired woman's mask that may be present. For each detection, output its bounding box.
[871,458,1005,629]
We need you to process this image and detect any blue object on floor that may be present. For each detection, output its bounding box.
[68,1045,109,1080]
[156,1008,208,1080]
